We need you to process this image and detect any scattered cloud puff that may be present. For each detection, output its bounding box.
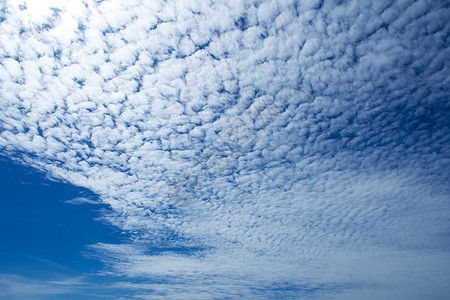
[1,0,449,298]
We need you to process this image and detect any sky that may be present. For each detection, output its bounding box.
[0,0,449,299]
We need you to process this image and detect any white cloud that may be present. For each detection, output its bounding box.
[0,0,449,298]
[65,197,100,205]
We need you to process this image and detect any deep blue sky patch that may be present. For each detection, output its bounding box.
[0,157,121,289]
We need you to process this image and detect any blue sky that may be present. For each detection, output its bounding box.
[0,0,449,299]
[0,157,128,299]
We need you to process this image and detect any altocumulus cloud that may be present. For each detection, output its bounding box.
[1,0,449,299]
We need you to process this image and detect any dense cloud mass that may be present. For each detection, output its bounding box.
[1,0,449,298]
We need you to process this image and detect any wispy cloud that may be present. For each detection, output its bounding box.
[0,273,82,299]
[65,197,100,205]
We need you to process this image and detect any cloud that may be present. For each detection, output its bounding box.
[0,0,449,298]
[65,197,100,205]
[0,273,81,299]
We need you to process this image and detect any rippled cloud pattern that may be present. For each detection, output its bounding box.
[1,0,449,298]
